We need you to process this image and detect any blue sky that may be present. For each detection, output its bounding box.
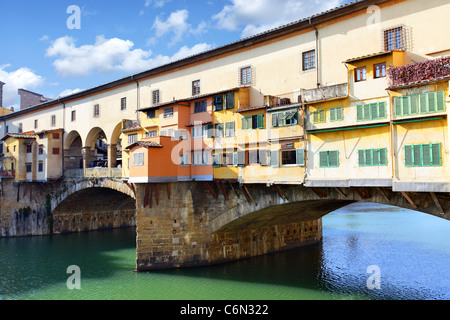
[0,0,351,109]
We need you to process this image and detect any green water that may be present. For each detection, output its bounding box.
[1,202,449,300]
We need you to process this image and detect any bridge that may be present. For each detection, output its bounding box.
[1,171,448,270]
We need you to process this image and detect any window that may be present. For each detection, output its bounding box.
[356,102,387,121]
[18,123,23,133]
[121,97,127,111]
[34,119,38,129]
[53,133,60,139]
[225,122,235,138]
[38,161,44,172]
[281,150,297,165]
[242,114,264,130]
[355,67,366,82]
[167,128,174,138]
[319,150,339,168]
[71,110,76,121]
[93,104,100,117]
[193,152,210,166]
[145,130,157,138]
[51,115,56,127]
[147,110,156,119]
[226,93,235,110]
[330,107,344,122]
[194,100,207,113]
[192,80,201,96]
[128,134,138,145]
[240,67,252,85]
[374,63,386,79]
[384,27,403,51]
[358,148,388,166]
[179,153,191,166]
[312,109,326,123]
[52,148,60,155]
[26,163,32,173]
[133,152,144,166]
[394,91,445,117]
[26,144,32,153]
[215,123,224,138]
[223,153,234,166]
[152,90,160,105]
[163,107,173,118]
[405,143,441,167]
[39,145,44,155]
[247,149,267,166]
[213,95,223,111]
[272,110,299,127]
[302,50,315,71]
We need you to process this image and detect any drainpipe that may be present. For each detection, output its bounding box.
[133,76,140,122]
[309,18,320,88]
[62,101,65,178]
[387,90,396,183]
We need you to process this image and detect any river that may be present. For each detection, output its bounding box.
[1,202,449,300]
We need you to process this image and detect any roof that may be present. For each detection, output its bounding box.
[1,133,37,141]
[345,50,398,63]
[0,0,391,121]
[125,141,163,150]
[235,105,268,113]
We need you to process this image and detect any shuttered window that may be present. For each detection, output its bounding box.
[237,151,246,167]
[133,153,144,166]
[330,107,344,122]
[225,122,235,137]
[358,148,388,166]
[394,91,445,117]
[272,110,298,127]
[319,150,339,168]
[312,109,326,123]
[242,114,264,130]
[269,150,279,167]
[404,143,441,167]
[296,148,305,166]
[356,102,387,121]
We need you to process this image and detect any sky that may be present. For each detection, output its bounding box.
[0,0,352,110]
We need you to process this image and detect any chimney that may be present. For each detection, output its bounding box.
[0,81,4,108]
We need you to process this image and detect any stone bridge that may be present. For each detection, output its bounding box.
[1,174,449,270]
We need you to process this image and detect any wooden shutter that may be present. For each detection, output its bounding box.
[372,149,380,166]
[233,152,238,167]
[402,96,410,115]
[272,113,278,127]
[365,149,372,166]
[237,151,246,166]
[242,117,249,130]
[313,111,319,123]
[330,108,336,122]
[319,152,329,167]
[257,114,264,129]
[413,145,422,166]
[363,104,370,120]
[329,151,339,167]
[431,143,441,166]
[336,107,343,121]
[419,93,428,113]
[437,91,445,112]
[270,150,279,167]
[409,95,418,114]
[370,103,379,120]
[428,92,437,113]
[358,150,365,166]
[394,98,402,117]
[357,105,363,121]
[422,144,431,166]
[259,149,267,166]
[378,102,386,119]
[404,145,413,167]
[319,110,325,123]
[379,148,387,166]
[296,148,305,166]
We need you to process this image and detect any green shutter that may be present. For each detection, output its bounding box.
[394,97,402,116]
[370,103,379,120]
[330,108,336,122]
[358,150,365,166]
[363,104,370,120]
[428,92,437,113]
[405,145,413,167]
[431,143,441,166]
[233,152,238,167]
[379,148,387,166]
[319,110,326,123]
[319,152,328,168]
[402,96,410,116]
[313,111,319,123]
[378,102,386,119]
[422,144,431,166]
[419,93,428,113]
[357,105,363,121]
[257,114,264,129]
[372,149,380,166]
[365,149,372,166]
[437,91,445,112]
[242,116,248,130]
[337,107,344,121]
[270,150,279,167]
[259,149,267,166]
[329,151,339,167]
[413,145,422,166]
[409,95,418,114]
[296,148,305,166]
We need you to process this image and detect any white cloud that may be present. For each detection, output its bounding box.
[59,88,84,97]
[45,35,213,77]
[0,64,45,108]
[152,9,191,46]
[213,0,341,38]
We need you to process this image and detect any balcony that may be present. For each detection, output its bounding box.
[388,57,450,89]
[122,119,141,132]
[0,170,15,178]
[302,83,348,104]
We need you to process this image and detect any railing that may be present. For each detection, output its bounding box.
[122,119,141,131]
[65,168,122,179]
[0,170,15,178]
[388,57,450,88]
[302,83,348,104]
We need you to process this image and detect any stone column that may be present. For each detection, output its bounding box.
[107,144,117,169]
[81,147,91,171]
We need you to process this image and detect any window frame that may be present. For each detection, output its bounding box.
[302,50,316,71]
[194,100,207,113]
[192,80,201,96]
[374,63,386,79]
[152,90,160,105]
[384,26,404,51]
[358,148,388,167]
[133,152,144,167]
[329,107,344,122]
[404,143,441,167]
[355,67,367,82]
[312,109,326,124]
[93,104,100,117]
[240,66,252,86]
[163,107,174,119]
[319,150,340,168]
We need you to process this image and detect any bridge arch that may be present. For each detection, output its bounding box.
[64,130,83,170]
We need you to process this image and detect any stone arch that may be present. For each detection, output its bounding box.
[64,130,83,170]
[84,127,108,168]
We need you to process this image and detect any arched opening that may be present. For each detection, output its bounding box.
[52,187,136,234]
[84,127,108,168]
[64,131,83,170]
[108,122,124,169]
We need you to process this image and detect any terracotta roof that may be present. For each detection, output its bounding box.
[125,141,163,150]
[1,133,37,141]
[122,126,142,133]
[235,105,268,113]
[344,50,399,63]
